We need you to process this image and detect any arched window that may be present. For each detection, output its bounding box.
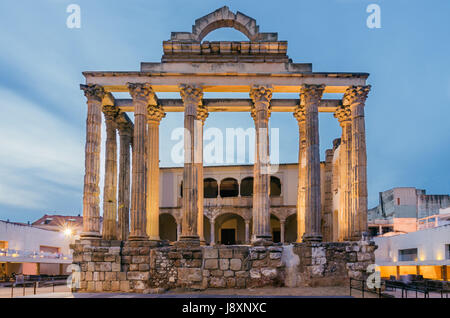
[220,178,239,197]
[240,177,253,197]
[270,176,281,197]
[204,178,218,198]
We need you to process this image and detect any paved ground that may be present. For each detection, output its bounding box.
[3,285,446,298]
[0,286,374,298]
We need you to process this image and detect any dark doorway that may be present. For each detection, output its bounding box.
[221,229,236,245]
[272,230,281,243]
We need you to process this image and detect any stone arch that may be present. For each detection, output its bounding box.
[220,177,239,197]
[170,6,278,42]
[214,212,246,245]
[204,178,218,198]
[192,6,259,42]
[270,214,281,243]
[270,176,281,197]
[159,213,177,242]
[285,213,297,243]
[240,177,253,197]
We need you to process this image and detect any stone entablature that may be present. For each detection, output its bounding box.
[162,41,290,63]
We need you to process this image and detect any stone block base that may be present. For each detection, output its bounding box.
[70,239,376,293]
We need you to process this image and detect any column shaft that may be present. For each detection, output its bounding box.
[245,220,250,244]
[117,122,132,241]
[210,220,215,246]
[197,107,208,244]
[179,85,203,244]
[102,106,119,240]
[146,105,165,241]
[80,84,105,238]
[280,220,285,244]
[301,84,325,243]
[347,86,371,240]
[128,83,155,240]
[293,105,306,242]
[250,86,273,243]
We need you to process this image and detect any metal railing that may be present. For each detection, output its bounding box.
[384,279,449,298]
[349,277,384,298]
[9,276,69,298]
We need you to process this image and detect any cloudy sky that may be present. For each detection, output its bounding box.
[0,0,449,223]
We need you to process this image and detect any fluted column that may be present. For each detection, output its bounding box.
[197,106,209,245]
[335,104,352,241]
[301,84,325,243]
[102,105,119,240]
[80,84,105,238]
[245,220,250,244]
[250,85,273,244]
[117,119,132,241]
[293,104,306,242]
[146,104,166,241]
[128,83,156,241]
[179,84,203,244]
[346,85,371,240]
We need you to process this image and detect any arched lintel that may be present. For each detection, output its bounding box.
[170,6,278,42]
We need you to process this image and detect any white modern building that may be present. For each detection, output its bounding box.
[374,223,450,281]
[0,220,73,277]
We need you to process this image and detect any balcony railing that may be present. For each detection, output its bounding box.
[0,248,72,261]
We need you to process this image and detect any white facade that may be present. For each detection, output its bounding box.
[374,224,450,267]
[0,221,73,276]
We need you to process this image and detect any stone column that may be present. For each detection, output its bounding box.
[244,220,250,244]
[322,149,334,241]
[146,103,166,241]
[250,85,273,244]
[345,85,371,240]
[102,105,119,240]
[128,83,156,241]
[197,106,209,245]
[300,84,325,243]
[177,222,181,241]
[210,219,215,246]
[117,119,132,241]
[293,104,306,242]
[80,84,105,238]
[335,104,352,241]
[280,219,286,244]
[179,84,203,245]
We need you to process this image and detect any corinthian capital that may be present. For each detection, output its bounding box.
[196,105,209,123]
[334,104,351,124]
[102,105,119,122]
[293,104,306,123]
[343,85,371,106]
[80,84,105,102]
[128,83,157,105]
[249,85,273,104]
[147,104,166,123]
[179,84,203,106]
[299,84,325,105]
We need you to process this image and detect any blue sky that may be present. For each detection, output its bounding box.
[0,0,449,223]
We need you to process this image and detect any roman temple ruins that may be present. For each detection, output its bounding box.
[71,7,376,293]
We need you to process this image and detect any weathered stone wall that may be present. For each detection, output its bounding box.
[290,240,377,287]
[70,240,375,293]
